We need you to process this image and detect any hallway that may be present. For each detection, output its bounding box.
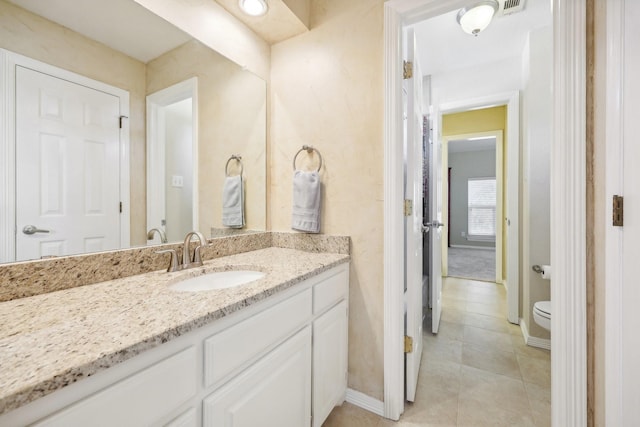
[323,277,550,427]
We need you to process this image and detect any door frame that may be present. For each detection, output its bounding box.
[146,77,199,239]
[383,0,587,424]
[441,130,504,287]
[0,49,130,263]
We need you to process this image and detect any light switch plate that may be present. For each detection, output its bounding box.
[172,175,184,188]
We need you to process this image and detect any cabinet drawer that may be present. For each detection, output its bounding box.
[313,266,349,314]
[204,289,312,388]
[35,347,197,427]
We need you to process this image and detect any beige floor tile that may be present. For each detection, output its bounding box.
[525,382,551,427]
[464,311,511,334]
[461,343,522,379]
[511,335,552,360]
[442,298,468,311]
[507,321,524,336]
[441,307,467,325]
[432,320,465,341]
[459,365,531,415]
[463,325,514,353]
[327,277,550,427]
[517,354,551,388]
[321,402,384,427]
[457,395,535,427]
[401,386,458,426]
[465,301,506,318]
[423,334,463,363]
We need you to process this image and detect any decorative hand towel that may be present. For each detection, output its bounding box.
[222,175,244,228]
[292,170,321,233]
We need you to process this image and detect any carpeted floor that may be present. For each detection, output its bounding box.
[448,247,496,282]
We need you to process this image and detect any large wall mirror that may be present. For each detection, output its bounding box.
[0,0,267,264]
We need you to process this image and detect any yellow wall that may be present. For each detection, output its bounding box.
[442,106,508,280]
[270,0,385,399]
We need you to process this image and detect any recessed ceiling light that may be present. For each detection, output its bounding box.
[239,0,268,17]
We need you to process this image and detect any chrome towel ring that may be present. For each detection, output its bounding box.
[293,145,323,172]
[225,155,243,177]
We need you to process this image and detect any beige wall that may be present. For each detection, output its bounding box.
[270,0,385,399]
[147,40,267,233]
[0,0,148,246]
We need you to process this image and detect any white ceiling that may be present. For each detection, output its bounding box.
[449,137,496,153]
[7,0,192,63]
[411,0,552,77]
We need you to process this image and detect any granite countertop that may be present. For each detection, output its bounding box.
[0,247,349,415]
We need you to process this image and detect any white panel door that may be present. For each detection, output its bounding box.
[404,29,424,402]
[15,66,121,261]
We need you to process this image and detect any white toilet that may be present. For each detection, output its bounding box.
[533,300,551,331]
[532,264,551,331]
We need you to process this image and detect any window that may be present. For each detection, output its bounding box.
[468,178,496,241]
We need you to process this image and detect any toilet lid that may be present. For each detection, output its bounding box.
[534,301,551,317]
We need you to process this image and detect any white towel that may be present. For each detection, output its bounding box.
[292,170,321,233]
[222,175,244,228]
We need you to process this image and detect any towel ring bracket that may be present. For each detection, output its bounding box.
[293,145,323,172]
[225,155,243,177]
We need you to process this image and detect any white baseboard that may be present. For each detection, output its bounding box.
[345,388,385,417]
[449,244,494,251]
[519,318,552,350]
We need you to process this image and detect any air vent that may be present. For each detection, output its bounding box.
[497,0,526,17]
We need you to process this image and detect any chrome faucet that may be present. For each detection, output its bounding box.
[147,228,168,244]
[182,231,208,270]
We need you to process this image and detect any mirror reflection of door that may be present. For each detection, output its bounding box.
[15,65,124,261]
[146,78,198,244]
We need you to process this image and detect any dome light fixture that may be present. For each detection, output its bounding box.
[456,1,499,36]
[239,0,268,17]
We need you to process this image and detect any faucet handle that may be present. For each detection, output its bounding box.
[193,245,206,266]
[156,249,180,272]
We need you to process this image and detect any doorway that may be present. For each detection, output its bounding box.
[146,78,198,244]
[384,0,587,425]
[443,129,503,284]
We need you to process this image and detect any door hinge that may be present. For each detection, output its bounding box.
[613,195,623,226]
[404,335,413,353]
[403,61,413,79]
[119,115,128,129]
[119,202,123,213]
[404,199,413,216]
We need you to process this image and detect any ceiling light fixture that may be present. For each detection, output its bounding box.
[239,0,268,17]
[456,1,499,36]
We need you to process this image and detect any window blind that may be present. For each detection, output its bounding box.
[468,178,496,238]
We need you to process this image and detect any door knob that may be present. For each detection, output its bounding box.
[425,221,444,228]
[22,225,50,235]
[421,224,430,233]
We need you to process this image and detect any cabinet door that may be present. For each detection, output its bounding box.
[203,327,312,427]
[313,300,348,427]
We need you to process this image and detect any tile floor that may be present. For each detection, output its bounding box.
[323,277,551,427]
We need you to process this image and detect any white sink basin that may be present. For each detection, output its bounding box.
[169,270,265,292]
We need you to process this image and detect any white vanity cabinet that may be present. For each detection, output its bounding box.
[3,263,349,427]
